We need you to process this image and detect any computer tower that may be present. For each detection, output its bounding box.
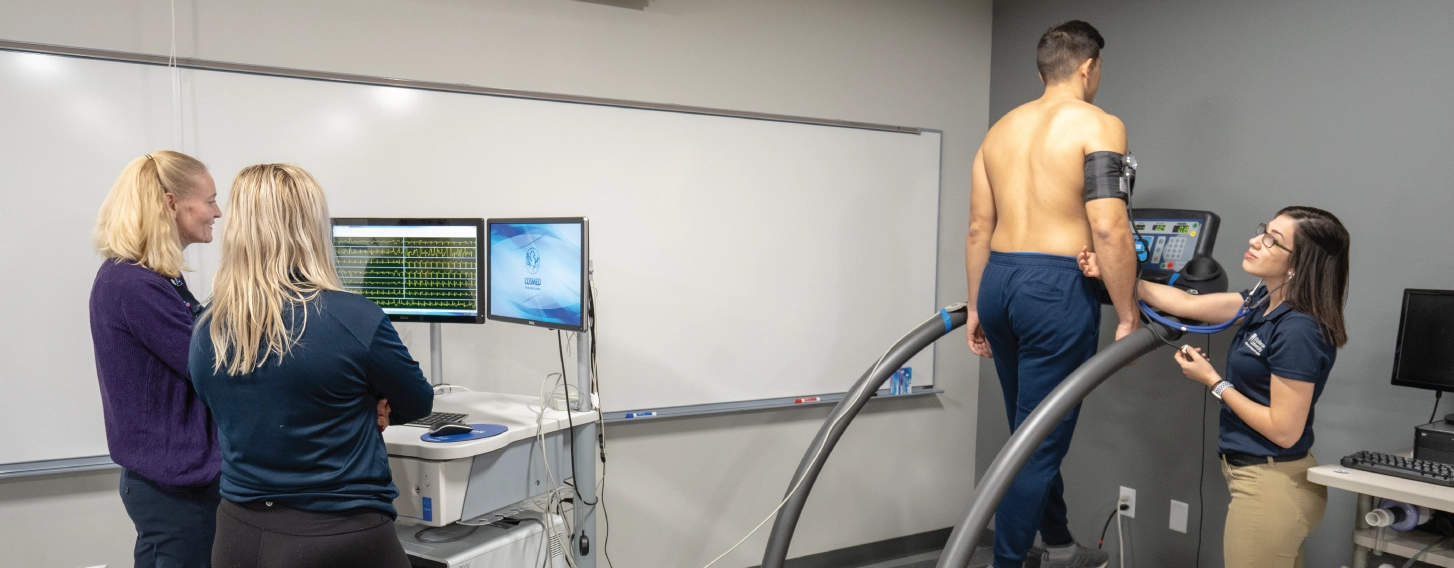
[1414,420,1454,465]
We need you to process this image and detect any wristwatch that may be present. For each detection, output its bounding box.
[1211,381,1234,400]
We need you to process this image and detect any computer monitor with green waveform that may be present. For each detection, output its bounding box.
[331,218,486,324]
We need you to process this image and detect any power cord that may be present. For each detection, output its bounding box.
[1096,508,1117,549]
[533,373,579,568]
[696,324,922,568]
[1195,333,1211,568]
[1430,390,1443,425]
[1116,503,1129,568]
[413,524,478,544]
[586,284,615,568]
[1402,533,1452,568]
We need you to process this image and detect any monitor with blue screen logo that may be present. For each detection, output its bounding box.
[486,218,588,332]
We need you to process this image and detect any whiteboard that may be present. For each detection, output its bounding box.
[0,49,940,466]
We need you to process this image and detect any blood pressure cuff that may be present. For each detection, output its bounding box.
[1083,151,1135,202]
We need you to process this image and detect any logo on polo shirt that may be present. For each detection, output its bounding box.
[1245,333,1266,356]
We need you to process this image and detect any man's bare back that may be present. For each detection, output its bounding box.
[979,97,1126,257]
[965,66,1141,358]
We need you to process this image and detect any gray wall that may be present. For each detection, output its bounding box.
[979,1,1454,567]
[0,1,991,567]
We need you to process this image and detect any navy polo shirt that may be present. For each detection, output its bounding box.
[1219,287,1337,457]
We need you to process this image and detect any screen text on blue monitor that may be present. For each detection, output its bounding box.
[489,222,583,328]
[333,224,480,318]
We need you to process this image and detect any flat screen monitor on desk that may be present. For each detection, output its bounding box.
[1391,289,1454,392]
[331,218,486,324]
[486,217,588,332]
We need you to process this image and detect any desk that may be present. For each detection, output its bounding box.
[1309,455,1454,568]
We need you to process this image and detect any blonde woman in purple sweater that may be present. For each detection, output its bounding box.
[89,151,223,566]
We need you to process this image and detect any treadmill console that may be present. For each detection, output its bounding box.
[1099,208,1228,303]
[1132,209,1219,275]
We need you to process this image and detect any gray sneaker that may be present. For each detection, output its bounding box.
[1038,543,1109,568]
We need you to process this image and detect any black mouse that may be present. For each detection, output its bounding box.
[429,422,474,437]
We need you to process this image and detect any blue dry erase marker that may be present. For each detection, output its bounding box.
[625,411,656,419]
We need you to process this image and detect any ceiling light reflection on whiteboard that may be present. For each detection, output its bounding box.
[17,52,65,80]
[372,86,420,113]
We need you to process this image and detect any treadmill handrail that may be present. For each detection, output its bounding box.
[935,325,1177,567]
[760,304,969,568]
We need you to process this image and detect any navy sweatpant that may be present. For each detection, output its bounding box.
[977,252,1101,568]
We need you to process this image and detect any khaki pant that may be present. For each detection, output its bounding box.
[1221,454,1328,568]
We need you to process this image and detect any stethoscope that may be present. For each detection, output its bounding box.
[1139,274,1293,335]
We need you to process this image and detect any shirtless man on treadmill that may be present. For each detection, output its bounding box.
[964,20,1140,568]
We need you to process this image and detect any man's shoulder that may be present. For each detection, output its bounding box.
[988,99,1121,140]
[1052,100,1121,129]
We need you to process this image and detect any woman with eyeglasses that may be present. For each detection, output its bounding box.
[1079,206,1350,568]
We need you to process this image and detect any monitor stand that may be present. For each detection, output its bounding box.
[430,322,444,386]
[1443,413,1454,425]
[573,261,595,412]
[574,326,592,412]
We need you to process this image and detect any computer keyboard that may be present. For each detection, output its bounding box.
[405,412,469,428]
[1341,451,1454,487]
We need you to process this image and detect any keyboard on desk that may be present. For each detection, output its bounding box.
[405,412,469,428]
[1341,451,1454,487]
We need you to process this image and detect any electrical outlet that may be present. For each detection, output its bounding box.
[1169,500,1189,533]
[1118,486,1136,518]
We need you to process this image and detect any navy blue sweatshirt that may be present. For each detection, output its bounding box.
[89,260,221,487]
[190,290,432,516]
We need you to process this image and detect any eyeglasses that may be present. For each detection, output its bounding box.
[1255,223,1293,253]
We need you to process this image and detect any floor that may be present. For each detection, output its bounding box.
[850,544,1014,568]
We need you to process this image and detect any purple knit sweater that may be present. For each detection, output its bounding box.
[89,260,220,487]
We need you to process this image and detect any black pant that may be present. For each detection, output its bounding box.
[118,468,220,568]
[213,499,411,568]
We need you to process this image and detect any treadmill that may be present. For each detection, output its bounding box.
[761,209,1229,568]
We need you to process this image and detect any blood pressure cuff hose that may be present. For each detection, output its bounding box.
[1083,151,1136,202]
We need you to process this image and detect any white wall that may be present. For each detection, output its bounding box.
[0,1,991,567]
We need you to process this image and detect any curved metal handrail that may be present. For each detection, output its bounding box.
[760,303,970,568]
[935,325,1179,567]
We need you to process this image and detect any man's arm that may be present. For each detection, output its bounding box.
[1084,114,1140,340]
[964,147,995,357]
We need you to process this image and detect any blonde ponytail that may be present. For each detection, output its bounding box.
[93,151,209,277]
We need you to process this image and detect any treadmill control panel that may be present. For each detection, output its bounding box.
[1133,218,1203,272]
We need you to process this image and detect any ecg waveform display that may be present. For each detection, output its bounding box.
[335,257,476,269]
[333,235,479,315]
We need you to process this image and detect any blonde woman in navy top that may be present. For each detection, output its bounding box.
[1081,206,1350,568]
[190,164,433,568]
[89,150,223,567]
